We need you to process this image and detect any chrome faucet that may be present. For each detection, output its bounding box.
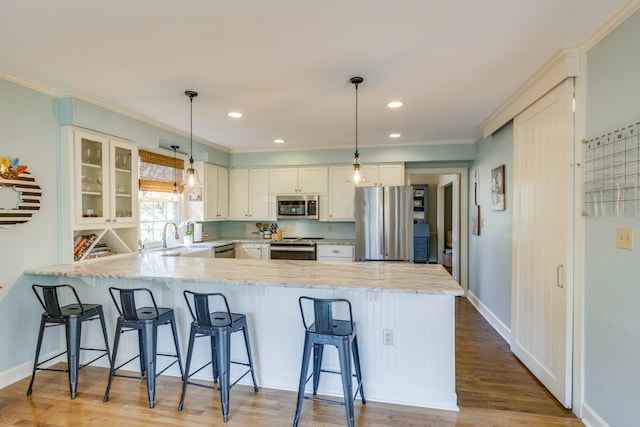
[163,222,179,248]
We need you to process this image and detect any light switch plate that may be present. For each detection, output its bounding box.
[616,226,633,250]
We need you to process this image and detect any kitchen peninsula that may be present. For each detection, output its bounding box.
[25,255,463,411]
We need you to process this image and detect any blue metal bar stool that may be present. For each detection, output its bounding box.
[294,297,365,427]
[103,287,183,408]
[178,290,258,422]
[27,284,111,399]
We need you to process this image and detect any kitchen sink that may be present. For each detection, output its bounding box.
[154,246,212,258]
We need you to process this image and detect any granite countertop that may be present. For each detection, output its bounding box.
[25,255,462,295]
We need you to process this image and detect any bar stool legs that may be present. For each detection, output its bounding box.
[27,284,111,399]
[294,297,365,427]
[103,287,184,408]
[179,291,258,423]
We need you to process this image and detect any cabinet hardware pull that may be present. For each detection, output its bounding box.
[556,264,564,288]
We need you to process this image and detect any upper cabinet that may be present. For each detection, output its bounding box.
[270,167,328,194]
[190,162,228,221]
[229,168,271,220]
[358,163,405,187]
[74,130,138,226]
[328,166,356,221]
[65,128,139,263]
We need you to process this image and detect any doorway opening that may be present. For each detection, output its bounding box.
[408,167,467,289]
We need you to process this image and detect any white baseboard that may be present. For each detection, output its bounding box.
[465,291,511,345]
[0,349,65,390]
[581,402,611,427]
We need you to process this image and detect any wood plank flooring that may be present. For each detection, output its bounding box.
[0,297,583,426]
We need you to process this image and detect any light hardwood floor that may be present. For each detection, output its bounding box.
[0,297,583,426]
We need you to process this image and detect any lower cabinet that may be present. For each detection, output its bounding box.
[316,244,354,262]
[235,243,270,260]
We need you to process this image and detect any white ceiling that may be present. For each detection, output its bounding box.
[0,1,629,153]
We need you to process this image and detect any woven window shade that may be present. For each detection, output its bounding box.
[138,149,185,193]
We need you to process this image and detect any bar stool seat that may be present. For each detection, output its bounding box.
[294,297,365,427]
[103,287,183,408]
[27,284,111,399]
[178,290,258,422]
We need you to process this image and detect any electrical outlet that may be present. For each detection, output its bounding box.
[383,329,393,346]
[616,226,633,250]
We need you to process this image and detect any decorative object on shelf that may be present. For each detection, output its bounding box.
[171,145,180,202]
[347,76,368,184]
[491,164,505,211]
[188,186,202,202]
[185,90,200,187]
[0,156,41,228]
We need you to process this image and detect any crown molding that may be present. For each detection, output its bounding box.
[582,0,640,51]
[1,71,230,154]
[480,48,579,138]
[0,70,58,96]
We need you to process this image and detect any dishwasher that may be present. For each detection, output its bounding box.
[213,243,235,258]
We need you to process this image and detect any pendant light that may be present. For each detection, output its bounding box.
[349,76,366,184]
[185,90,200,187]
[171,145,180,202]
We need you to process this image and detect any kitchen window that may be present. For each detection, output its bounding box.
[138,149,185,248]
[139,191,179,247]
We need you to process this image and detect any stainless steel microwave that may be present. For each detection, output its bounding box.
[276,195,318,220]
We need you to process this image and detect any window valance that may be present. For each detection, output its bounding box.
[138,149,185,193]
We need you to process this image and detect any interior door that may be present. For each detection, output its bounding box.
[511,79,573,407]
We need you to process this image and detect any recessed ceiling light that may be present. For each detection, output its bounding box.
[274,139,285,144]
[390,133,401,138]
[386,101,404,109]
[228,112,243,118]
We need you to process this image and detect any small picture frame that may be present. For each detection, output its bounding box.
[491,165,505,211]
[188,186,202,202]
[414,189,424,197]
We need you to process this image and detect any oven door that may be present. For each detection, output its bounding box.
[270,245,316,260]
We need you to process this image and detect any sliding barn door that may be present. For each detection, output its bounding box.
[511,79,574,407]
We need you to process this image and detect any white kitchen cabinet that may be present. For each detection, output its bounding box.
[357,163,404,187]
[269,166,328,194]
[316,244,354,262]
[235,243,270,260]
[229,168,271,220]
[190,162,228,221]
[328,166,355,221]
[66,128,139,262]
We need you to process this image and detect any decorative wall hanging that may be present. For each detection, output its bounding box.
[0,156,42,228]
[491,164,505,210]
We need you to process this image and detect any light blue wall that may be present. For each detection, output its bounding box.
[583,9,640,427]
[231,143,475,167]
[55,97,230,166]
[467,122,513,327]
[0,80,61,373]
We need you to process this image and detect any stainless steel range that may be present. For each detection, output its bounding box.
[269,238,323,261]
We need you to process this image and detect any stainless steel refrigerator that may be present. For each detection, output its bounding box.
[355,185,414,261]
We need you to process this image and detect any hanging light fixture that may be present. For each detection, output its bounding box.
[349,76,365,184]
[171,145,180,202]
[185,90,200,187]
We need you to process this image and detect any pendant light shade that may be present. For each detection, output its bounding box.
[171,145,180,202]
[349,76,366,184]
[185,90,200,187]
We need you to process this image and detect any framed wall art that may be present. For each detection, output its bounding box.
[491,164,505,210]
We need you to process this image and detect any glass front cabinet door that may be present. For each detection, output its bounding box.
[74,130,137,226]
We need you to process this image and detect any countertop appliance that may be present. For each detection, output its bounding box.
[355,186,414,261]
[276,195,318,220]
[270,237,321,260]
